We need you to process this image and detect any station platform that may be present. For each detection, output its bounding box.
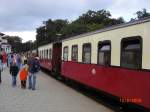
[0,68,113,112]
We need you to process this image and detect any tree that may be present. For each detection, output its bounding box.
[60,23,89,38]
[36,26,47,46]
[74,10,111,25]
[36,9,125,46]
[22,40,34,52]
[7,36,22,53]
[130,8,150,21]
[36,19,68,47]
[60,9,124,39]
[74,10,124,26]
[136,8,150,19]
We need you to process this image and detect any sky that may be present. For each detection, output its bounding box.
[0,0,150,42]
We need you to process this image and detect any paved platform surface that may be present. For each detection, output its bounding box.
[0,68,113,112]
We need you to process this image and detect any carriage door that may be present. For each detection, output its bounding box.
[52,43,62,74]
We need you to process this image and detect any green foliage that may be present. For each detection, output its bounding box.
[36,19,68,46]
[74,10,111,25]
[36,9,125,47]
[86,23,104,31]
[7,36,22,53]
[130,8,150,21]
[21,40,35,52]
[136,8,150,19]
[60,23,89,38]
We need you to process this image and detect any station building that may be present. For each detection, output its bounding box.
[0,33,11,54]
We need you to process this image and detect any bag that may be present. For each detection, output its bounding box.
[33,60,40,72]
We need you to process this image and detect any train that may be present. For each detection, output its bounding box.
[37,17,150,110]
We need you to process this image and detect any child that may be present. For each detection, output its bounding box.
[19,61,28,89]
[10,61,19,87]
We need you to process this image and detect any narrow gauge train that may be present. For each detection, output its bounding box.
[38,17,150,110]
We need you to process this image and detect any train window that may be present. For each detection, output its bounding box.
[45,50,47,59]
[98,41,111,66]
[42,50,44,59]
[39,51,41,58]
[47,49,48,59]
[82,43,91,63]
[43,50,45,58]
[71,45,78,61]
[44,50,45,58]
[42,50,43,58]
[121,37,142,69]
[49,49,52,59]
[63,46,68,61]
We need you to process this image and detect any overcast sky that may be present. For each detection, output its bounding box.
[0,0,150,42]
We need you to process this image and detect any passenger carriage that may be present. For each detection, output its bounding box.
[38,17,150,110]
[38,42,62,73]
[61,18,150,110]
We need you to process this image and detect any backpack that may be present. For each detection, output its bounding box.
[33,59,40,73]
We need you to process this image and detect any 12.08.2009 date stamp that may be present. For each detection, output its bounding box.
[120,97,142,104]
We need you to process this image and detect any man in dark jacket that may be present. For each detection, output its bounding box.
[28,53,40,90]
[10,61,19,87]
[0,54,3,84]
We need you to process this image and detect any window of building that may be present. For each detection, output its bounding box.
[63,46,68,61]
[98,41,111,66]
[71,45,78,61]
[82,43,91,63]
[121,37,142,69]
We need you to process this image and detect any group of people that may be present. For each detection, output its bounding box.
[0,52,40,90]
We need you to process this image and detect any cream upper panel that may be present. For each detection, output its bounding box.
[38,44,53,59]
[62,22,150,69]
[142,22,150,69]
[38,44,52,50]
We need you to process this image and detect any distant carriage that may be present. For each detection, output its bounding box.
[37,17,150,110]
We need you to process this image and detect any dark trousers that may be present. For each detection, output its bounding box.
[12,76,17,87]
[21,80,26,88]
[0,71,1,83]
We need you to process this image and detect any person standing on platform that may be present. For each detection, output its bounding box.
[2,50,7,69]
[28,53,40,90]
[0,53,3,84]
[19,60,28,89]
[16,54,22,70]
[10,61,19,87]
[9,54,14,67]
